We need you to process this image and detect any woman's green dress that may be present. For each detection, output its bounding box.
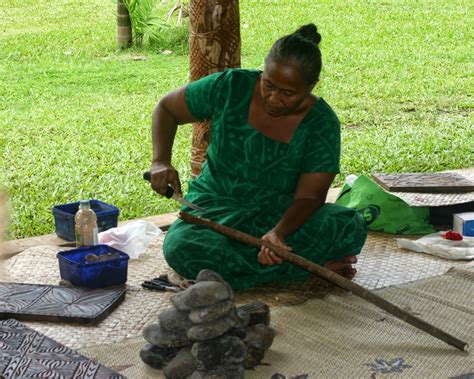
[164,69,367,289]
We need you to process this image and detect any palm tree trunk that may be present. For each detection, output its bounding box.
[117,0,132,49]
[188,0,241,176]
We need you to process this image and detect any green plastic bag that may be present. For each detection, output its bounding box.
[335,175,435,235]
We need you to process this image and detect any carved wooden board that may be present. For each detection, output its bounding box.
[0,319,124,378]
[0,283,126,324]
[371,172,474,193]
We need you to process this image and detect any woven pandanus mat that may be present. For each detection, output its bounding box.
[353,232,472,290]
[246,267,474,379]
[1,230,472,351]
[78,267,474,379]
[1,236,174,350]
[235,231,473,306]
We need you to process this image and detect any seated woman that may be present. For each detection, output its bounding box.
[149,24,367,290]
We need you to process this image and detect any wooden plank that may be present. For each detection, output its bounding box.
[0,319,124,378]
[372,172,474,193]
[0,212,178,258]
[0,183,423,259]
[0,187,359,258]
[0,283,126,324]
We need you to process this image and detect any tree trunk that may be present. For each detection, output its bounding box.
[117,0,132,49]
[188,0,241,176]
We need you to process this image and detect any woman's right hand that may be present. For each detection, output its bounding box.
[150,161,182,197]
[258,229,291,265]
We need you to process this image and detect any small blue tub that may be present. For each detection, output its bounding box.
[53,200,119,241]
[57,245,129,288]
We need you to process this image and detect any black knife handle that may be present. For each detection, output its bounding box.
[143,171,174,199]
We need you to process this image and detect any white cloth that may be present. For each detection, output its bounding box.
[396,232,474,260]
[98,220,162,259]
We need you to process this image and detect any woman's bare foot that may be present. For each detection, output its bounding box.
[167,271,196,289]
[324,255,358,280]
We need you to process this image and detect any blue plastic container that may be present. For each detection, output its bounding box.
[57,245,129,288]
[53,200,120,241]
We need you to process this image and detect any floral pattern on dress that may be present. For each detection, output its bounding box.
[365,357,412,374]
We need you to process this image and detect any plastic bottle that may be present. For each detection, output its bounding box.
[75,200,98,247]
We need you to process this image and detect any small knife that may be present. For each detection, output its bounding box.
[143,171,208,213]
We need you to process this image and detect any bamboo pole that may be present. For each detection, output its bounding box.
[179,211,469,352]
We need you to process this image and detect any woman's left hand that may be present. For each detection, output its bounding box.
[258,230,292,265]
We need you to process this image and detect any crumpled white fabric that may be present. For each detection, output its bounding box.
[396,232,474,260]
[98,220,162,259]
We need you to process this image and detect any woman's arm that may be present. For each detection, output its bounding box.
[150,86,199,196]
[258,172,335,265]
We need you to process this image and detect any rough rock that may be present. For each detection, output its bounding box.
[188,365,245,379]
[171,282,232,311]
[242,342,266,369]
[142,323,191,348]
[242,324,275,368]
[139,343,180,369]
[237,301,270,326]
[236,308,250,328]
[187,308,241,341]
[159,307,193,334]
[196,269,234,299]
[225,327,247,340]
[189,300,234,324]
[163,347,196,379]
[191,336,247,370]
[244,324,275,351]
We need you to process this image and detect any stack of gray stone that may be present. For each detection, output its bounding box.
[140,269,275,379]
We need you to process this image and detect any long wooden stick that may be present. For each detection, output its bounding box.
[179,211,469,352]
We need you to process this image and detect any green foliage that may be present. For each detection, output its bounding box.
[123,0,168,47]
[149,24,189,54]
[1,0,473,239]
[164,0,189,25]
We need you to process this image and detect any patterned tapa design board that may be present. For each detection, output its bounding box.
[372,172,474,193]
[0,283,126,324]
[0,319,124,378]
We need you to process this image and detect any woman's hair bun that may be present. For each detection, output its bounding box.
[294,24,321,46]
[265,22,323,84]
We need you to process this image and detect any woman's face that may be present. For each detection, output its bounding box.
[260,60,315,117]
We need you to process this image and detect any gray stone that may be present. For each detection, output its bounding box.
[188,365,245,379]
[142,323,191,348]
[171,282,232,311]
[244,324,275,351]
[163,347,196,379]
[159,307,193,334]
[225,327,247,340]
[236,308,250,328]
[139,343,181,370]
[196,269,234,300]
[242,324,276,369]
[191,336,247,370]
[242,342,265,369]
[189,300,234,324]
[187,308,241,341]
[237,301,270,326]
[195,269,224,282]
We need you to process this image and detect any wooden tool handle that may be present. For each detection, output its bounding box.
[143,171,174,198]
[179,211,469,352]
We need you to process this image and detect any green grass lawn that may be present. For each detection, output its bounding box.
[1,0,473,239]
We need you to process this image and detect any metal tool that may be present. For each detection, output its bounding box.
[143,171,208,213]
[141,278,182,293]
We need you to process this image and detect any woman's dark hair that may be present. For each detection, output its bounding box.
[265,24,322,84]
